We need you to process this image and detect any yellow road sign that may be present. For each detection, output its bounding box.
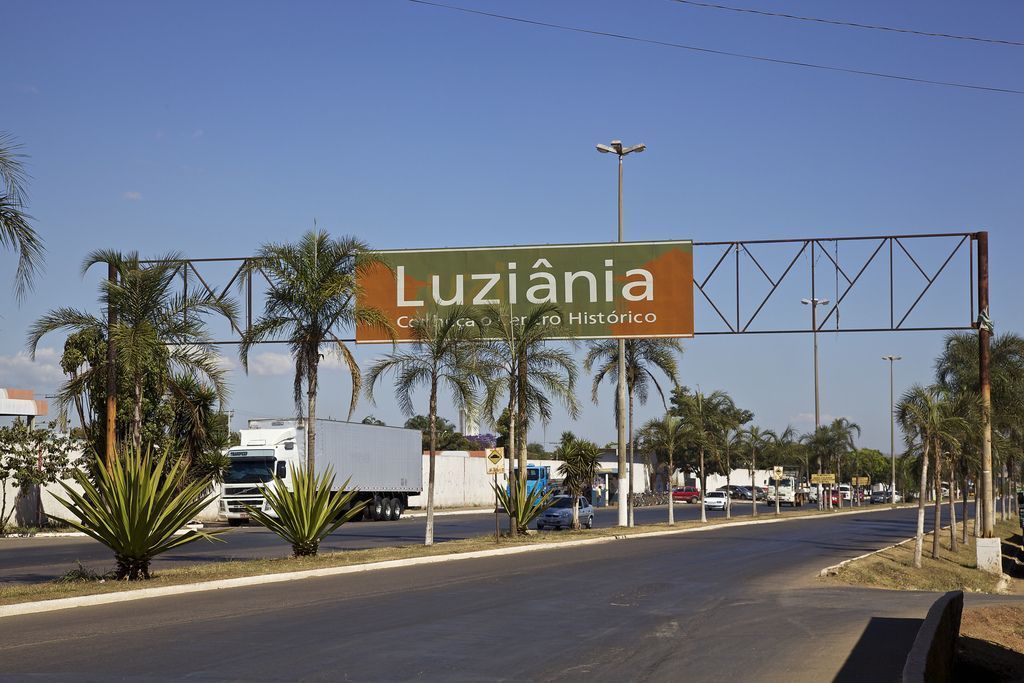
[811,473,837,485]
[852,476,871,486]
[485,448,505,467]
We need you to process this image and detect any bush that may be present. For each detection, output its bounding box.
[244,465,366,557]
[493,480,555,535]
[51,448,226,580]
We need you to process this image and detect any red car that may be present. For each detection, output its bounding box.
[673,486,701,504]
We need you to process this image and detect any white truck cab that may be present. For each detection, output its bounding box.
[220,420,304,525]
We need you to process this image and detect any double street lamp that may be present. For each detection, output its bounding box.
[802,297,829,509]
[883,355,902,509]
[597,140,645,528]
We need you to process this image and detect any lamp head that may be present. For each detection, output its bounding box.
[596,144,615,154]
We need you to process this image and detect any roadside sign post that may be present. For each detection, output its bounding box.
[486,449,505,543]
[811,473,836,508]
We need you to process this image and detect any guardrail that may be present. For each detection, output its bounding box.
[902,590,964,683]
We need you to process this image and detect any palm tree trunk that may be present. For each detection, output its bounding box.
[516,350,527,492]
[948,459,958,553]
[751,447,757,518]
[699,446,707,523]
[506,377,517,538]
[572,492,580,530]
[307,355,318,472]
[725,449,731,519]
[133,375,143,453]
[627,390,635,527]
[974,468,982,538]
[668,438,675,526]
[931,440,941,559]
[961,470,969,546]
[914,444,930,569]
[426,380,438,546]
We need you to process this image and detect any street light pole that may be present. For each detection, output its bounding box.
[883,355,902,510]
[802,297,829,509]
[597,140,645,528]
[884,358,901,507]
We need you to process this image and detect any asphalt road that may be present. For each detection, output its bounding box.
[1,499,835,583]
[1,504,1001,682]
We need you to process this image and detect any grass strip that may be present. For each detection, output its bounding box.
[823,517,1021,594]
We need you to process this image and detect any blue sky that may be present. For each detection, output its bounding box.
[2,0,1021,452]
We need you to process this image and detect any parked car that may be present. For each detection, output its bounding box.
[733,486,754,500]
[717,485,747,499]
[673,486,701,504]
[537,496,594,530]
[870,490,902,504]
[753,486,769,501]
[704,490,728,511]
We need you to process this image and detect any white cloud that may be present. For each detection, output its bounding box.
[0,347,65,390]
[790,412,836,425]
[243,351,348,376]
[122,191,142,201]
[246,352,293,376]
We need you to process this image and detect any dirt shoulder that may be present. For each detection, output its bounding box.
[957,605,1024,681]
[821,517,1022,594]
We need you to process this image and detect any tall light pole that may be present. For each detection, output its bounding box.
[883,355,902,509]
[597,139,645,528]
[802,297,829,509]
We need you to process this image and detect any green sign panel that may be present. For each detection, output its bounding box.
[357,240,694,342]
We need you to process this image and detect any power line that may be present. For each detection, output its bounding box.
[407,1,1024,96]
[668,0,1024,48]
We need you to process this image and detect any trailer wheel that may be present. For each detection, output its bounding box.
[381,497,394,521]
[369,496,384,521]
[388,498,402,521]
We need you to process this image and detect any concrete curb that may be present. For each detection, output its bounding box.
[0,504,910,620]
[0,524,205,540]
[902,590,964,682]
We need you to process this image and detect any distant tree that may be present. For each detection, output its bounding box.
[465,433,497,450]
[402,415,472,451]
[0,421,76,532]
[526,442,547,458]
[361,415,385,426]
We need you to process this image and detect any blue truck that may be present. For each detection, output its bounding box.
[509,464,553,498]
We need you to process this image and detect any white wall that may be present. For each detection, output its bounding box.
[406,453,650,509]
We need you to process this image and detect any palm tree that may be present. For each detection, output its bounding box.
[365,307,482,546]
[742,426,776,518]
[897,384,967,566]
[28,251,235,458]
[639,414,686,525]
[828,418,861,509]
[586,338,682,526]
[936,332,1024,535]
[239,231,391,471]
[0,133,44,300]
[557,436,600,530]
[673,388,734,523]
[480,305,579,534]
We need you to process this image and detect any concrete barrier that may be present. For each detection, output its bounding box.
[901,590,964,683]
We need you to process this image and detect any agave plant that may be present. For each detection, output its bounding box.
[51,448,226,580]
[245,465,366,557]
[492,479,556,535]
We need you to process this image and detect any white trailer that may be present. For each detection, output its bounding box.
[219,418,422,526]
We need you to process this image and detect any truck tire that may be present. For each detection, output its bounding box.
[370,496,384,521]
[228,518,247,527]
[381,497,394,522]
[388,498,402,521]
